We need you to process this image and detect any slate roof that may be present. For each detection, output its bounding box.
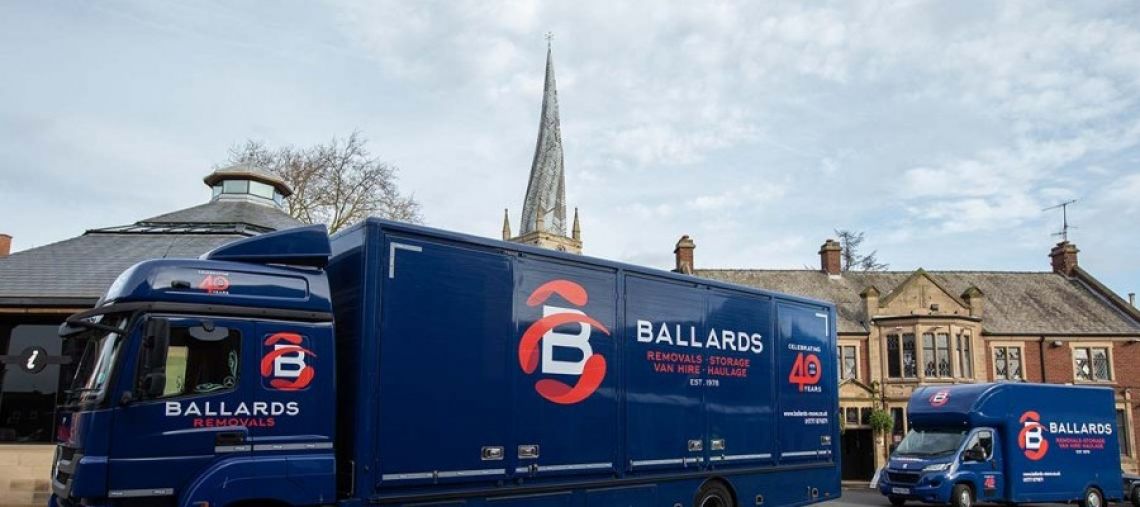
[0,199,302,305]
[138,200,302,233]
[695,269,1140,336]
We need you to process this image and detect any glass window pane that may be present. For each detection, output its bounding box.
[1009,348,1022,380]
[936,333,950,377]
[923,333,936,377]
[846,407,859,424]
[1074,348,1091,381]
[958,334,973,378]
[903,334,917,378]
[890,407,905,437]
[861,407,872,425]
[0,325,65,442]
[842,346,857,380]
[887,335,901,378]
[1092,348,1110,381]
[995,347,1008,379]
[1117,410,1131,457]
[249,181,275,199]
[222,179,249,194]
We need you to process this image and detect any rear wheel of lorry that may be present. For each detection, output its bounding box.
[888,495,906,506]
[1132,485,1140,507]
[950,484,973,507]
[1079,487,1103,507]
[694,481,735,507]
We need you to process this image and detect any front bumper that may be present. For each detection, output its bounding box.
[879,470,953,504]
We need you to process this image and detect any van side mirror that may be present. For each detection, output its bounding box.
[962,448,984,462]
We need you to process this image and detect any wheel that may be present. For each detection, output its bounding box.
[694,481,735,507]
[1132,485,1140,507]
[888,495,906,506]
[950,484,973,507]
[1079,487,1103,507]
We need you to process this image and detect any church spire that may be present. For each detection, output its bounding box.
[520,32,567,236]
[502,35,581,255]
[501,208,511,240]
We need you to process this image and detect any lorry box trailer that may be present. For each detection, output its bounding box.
[49,219,841,507]
[878,383,1123,507]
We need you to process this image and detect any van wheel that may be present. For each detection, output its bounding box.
[888,495,906,506]
[1131,485,1139,507]
[694,481,735,507]
[1079,487,1103,507]
[950,484,973,507]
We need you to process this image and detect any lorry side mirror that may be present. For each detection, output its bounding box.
[141,372,166,398]
[142,318,170,372]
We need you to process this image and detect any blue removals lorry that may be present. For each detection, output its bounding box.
[50,219,841,507]
[878,383,1123,507]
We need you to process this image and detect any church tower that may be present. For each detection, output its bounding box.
[504,35,582,254]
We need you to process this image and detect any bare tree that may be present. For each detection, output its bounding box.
[225,132,422,232]
[834,229,889,271]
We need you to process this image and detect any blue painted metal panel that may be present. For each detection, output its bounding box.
[705,289,776,469]
[376,234,515,487]
[775,302,837,465]
[623,275,707,472]
[511,257,620,480]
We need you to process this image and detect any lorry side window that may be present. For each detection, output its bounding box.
[145,326,240,399]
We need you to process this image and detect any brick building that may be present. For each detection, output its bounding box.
[673,236,1140,480]
[0,165,299,506]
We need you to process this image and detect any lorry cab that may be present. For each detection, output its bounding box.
[879,383,1123,507]
[50,226,338,507]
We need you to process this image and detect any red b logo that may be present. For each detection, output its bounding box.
[1018,411,1048,460]
[260,332,316,390]
[518,280,610,405]
[930,390,950,407]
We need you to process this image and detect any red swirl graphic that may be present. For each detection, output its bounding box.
[261,332,316,391]
[527,280,589,307]
[519,280,610,405]
[1018,410,1049,460]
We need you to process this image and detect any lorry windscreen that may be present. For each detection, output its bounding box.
[894,428,967,457]
[65,315,129,406]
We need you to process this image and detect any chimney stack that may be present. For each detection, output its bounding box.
[819,239,842,275]
[674,235,695,275]
[0,234,11,257]
[1049,241,1079,276]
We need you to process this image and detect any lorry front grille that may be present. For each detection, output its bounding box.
[887,471,921,485]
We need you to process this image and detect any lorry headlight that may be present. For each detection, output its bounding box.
[923,463,950,472]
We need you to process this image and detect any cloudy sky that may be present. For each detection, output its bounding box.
[2,1,1139,298]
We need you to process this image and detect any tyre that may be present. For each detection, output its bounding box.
[1132,485,1140,507]
[950,484,973,507]
[694,481,735,507]
[888,495,906,506]
[1079,487,1103,507]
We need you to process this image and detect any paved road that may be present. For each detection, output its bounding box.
[821,487,1118,507]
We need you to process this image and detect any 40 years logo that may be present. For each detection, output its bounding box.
[1018,410,1049,461]
[260,332,316,391]
[518,280,610,405]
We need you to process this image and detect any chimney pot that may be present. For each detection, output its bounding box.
[1130,293,1136,307]
[674,235,696,275]
[1049,241,1079,276]
[0,234,11,257]
[819,239,842,275]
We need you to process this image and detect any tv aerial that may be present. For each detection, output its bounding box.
[1042,199,1077,242]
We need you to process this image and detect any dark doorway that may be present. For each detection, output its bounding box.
[841,428,875,481]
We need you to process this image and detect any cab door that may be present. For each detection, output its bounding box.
[959,429,1004,501]
[105,316,253,500]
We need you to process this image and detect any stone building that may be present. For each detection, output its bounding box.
[0,165,300,506]
[673,237,1140,480]
[502,39,582,254]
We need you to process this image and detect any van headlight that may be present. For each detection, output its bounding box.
[923,463,950,472]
